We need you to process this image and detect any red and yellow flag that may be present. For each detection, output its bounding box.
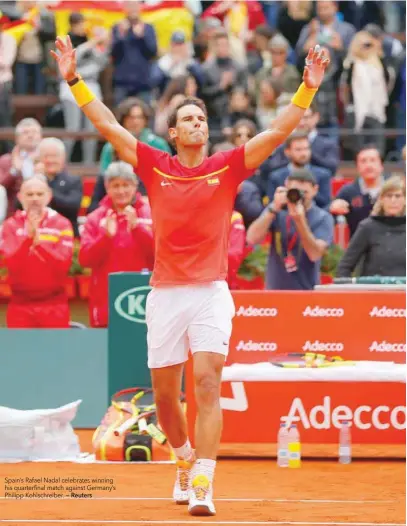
[1,7,39,44]
[49,0,194,53]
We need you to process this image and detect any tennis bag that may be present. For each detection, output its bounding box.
[270,352,351,368]
[93,388,183,462]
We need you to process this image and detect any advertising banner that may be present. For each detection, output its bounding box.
[218,381,406,445]
[229,290,406,365]
[108,272,152,398]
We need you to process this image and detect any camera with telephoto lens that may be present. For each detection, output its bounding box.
[286,188,305,204]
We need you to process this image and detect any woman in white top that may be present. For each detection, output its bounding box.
[340,30,395,157]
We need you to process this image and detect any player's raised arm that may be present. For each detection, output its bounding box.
[244,46,330,170]
[50,36,139,168]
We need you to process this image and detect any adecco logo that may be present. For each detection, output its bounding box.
[236,305,278,317]
[114,286,151,324]
[236,340,278,352]
[369,306,406,318]
[281,396,406,430]
[302,340,344,352]
[369,341,406,353]
[302,306,344,317]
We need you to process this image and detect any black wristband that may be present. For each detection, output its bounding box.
[67,75,82,87]
[267,204,277,215]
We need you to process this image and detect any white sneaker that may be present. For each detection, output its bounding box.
[173,459,193,505]
[188,474,216,516]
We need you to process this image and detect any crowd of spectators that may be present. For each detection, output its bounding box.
[0,0,405,328]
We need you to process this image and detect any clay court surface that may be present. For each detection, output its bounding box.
[0,455,405,526]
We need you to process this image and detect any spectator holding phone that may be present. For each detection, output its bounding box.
[247,170,334,290]
[0,176,73,328]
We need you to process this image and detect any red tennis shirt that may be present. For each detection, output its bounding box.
[135,142,254,286]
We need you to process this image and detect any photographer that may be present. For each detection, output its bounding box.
[247,170,334,290]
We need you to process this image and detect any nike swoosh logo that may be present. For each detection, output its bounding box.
[161,181,171,187]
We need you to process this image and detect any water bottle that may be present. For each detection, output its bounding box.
[277,422,289,467]
[339,421,352,464]
[288,424,301,469]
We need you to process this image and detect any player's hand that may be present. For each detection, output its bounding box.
[124,205,138,231]
[50,35,77,83]
[330,199,350,215]
[102,210,118,237]
[303,45,330,90]
[272,187,287,212]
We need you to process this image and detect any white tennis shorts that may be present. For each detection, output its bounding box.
[146,281,235,369]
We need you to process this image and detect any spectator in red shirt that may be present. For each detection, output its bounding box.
[0,176,74,328]
[79,161,154,327]
[227,210,246,289]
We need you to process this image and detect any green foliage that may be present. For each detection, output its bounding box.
[69,240,91,276]
[321,244,345,277]
[237,242,345,281]
[238,244,269,280]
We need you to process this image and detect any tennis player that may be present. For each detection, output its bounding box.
[51,37,329,517]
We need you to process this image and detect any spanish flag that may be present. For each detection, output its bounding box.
[140,1,194,52]
[49,0,194,53]
[0,7,39,44]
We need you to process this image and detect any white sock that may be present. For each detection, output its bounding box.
[172,439,194,462]
[192,458,216,484]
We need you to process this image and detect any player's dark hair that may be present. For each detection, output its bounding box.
[287,168,317,186]
[167,97,208,129]
[285,132,310,149]
[115,97,151,127]
[356,144,383,163]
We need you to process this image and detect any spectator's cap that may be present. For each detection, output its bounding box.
[69,12,85,26]
[363,24,384,39]
[202,16,222,30]
[254,24,274,40]
[171,31,186,44]
[287,168,317,186]
[269,34,290,51]
[105,161,138,184]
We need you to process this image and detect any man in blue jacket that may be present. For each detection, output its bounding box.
[111,1,157,105]
[265,133,331,209]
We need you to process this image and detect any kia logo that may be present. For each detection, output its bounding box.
[114,286,151,324]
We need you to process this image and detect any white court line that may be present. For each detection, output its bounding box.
[0,497,396,503]
[0,520,405,525]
